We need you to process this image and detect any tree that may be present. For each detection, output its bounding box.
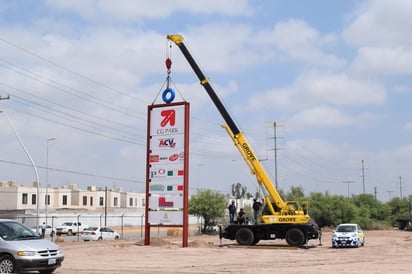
[189,189,227,232]
[231,182,253,199]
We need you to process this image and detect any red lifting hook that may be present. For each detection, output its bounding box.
[165,58,172,71]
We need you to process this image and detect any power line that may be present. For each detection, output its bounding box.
[0,159,144,184]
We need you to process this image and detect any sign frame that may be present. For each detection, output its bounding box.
[145,101,190,247]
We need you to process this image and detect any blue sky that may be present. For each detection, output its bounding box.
[0,0,411,202]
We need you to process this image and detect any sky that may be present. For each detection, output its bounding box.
[0,0,411,202]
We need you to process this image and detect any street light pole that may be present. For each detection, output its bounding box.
[46,137,56,226]
[1,110,41,232]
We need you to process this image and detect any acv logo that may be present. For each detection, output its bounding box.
[159,138,176,148]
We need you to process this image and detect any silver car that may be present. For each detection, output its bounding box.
[0,219,64,273]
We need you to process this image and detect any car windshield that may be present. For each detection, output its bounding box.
[0,221,40,241]
[336,225,356,233]
[86,227,99,231]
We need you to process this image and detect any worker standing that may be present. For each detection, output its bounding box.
[253,199,262,225]
[40,222,46,238]
[228,201,236,224]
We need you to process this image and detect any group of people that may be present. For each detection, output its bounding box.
[228,198,263,225]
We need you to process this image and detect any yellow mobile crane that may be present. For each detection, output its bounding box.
[167,34,320,246]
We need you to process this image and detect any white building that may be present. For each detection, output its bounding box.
[0,181,146,212]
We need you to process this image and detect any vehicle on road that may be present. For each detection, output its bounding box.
[31,225,55,237]
[332,223,365,247]
[81,226,120,241]
[0,219,64,273]
[55,222,88,236]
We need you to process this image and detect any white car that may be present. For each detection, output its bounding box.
[31,224,55,236]
[0,219,64,273]
[81,226,120,241]
[332,223,365,247]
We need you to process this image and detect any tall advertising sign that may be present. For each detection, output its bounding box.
[145,101,189,247]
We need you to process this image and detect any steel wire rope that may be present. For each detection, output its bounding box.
[0,59,145,119]
[280,152,340,185]
[0,44,226,146]
[0,37,240,154]
[8,96,144,143]
[0,83,143,139]
[2,105,143,145]
[0,36,148,105]
[0,159,144,184]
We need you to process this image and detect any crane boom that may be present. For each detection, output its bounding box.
[167,34,289,215]
[167,34,319,246]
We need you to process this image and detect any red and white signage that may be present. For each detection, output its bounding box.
[145,102,189,226]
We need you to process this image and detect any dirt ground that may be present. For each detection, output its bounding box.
[55,229,412,274]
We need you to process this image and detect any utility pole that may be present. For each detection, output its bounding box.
[268,122,283,189]
[399,176,403,199]
[343,181,355,198]
[361,160,366,194]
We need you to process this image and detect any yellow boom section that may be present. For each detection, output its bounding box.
[222,125,286,210]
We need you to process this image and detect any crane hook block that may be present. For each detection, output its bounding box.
[162,87,175,103]
[165,58,172,70]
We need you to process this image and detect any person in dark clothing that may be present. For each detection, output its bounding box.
[228,201,236,224]
[237,208,246,224]
[252,199,262,225]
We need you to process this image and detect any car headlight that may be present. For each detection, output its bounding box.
[17,251,37,256]
[332,233,337,238]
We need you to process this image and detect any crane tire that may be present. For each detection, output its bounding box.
[235,227,255,245]
[285,228,305,246]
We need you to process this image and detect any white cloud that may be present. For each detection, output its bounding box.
[351,46,412,76]
[343,0,412,47]
[288,106,351,128]
[45,0,252,21]
[260,19,345,68]
[242,71,386,112]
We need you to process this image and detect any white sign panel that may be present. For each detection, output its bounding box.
[149,211,183,225]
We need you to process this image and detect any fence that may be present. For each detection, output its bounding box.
[3,213,201,241]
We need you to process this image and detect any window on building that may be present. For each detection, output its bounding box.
[22,193,28,204]
[135,198,137,207]
[114,197,118,206]
[31,194,36,205]
[99,197,104,206]
[62,195,67,205]
[129,198,133,206]
[142,198,146,207]
[45,195,50,205]
[83,196,87,206]
[90,197,93,206]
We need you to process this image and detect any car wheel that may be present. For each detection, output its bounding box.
[114,236,120,240]
[0,254,16,273]
[67,230,73,236]
[285,228,305,247]
[361,238,365,246]
[235,227,255,245]
[39,269,56,274]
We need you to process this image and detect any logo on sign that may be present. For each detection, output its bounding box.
[159,197,174,207]
[149,153,184,163]
[160,109,175,127]
[159,138,176,148]
[150,168,184,178]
